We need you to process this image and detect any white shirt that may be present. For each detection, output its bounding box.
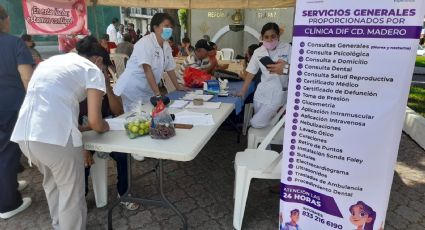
[107,24,118,44]
[117,31,124,44]
[113,33,176,111]
[11,53,105,147]
[246,42,291,106]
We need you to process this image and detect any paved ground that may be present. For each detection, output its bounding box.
[0,127,424,230]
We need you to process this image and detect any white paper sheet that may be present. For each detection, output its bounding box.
[169,100,190,109]
[105,118,126,131]
[185,102,221,109]
[181,93,214,101]
[174,111,215,126]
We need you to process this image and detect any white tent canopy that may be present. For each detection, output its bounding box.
[90,0,295,9]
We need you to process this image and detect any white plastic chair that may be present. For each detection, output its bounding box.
[247,106,286,149]
[162,72,176,93]
[233,113,285,230]
[110,53,129,79]
[216,50,224,60]
[221,48,235,60]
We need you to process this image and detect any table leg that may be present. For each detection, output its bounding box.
[107,156,187,230]
[158,159,188,229]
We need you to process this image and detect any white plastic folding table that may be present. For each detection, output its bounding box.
[83,103,234,229]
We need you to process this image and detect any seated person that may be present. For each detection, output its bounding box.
[79,47,139,210]
[179,37,194,56]
[176,39,212,84]
[204,42,219,74]
[116,33,134,57]
[100,34,117,53]
[169,37,180,57]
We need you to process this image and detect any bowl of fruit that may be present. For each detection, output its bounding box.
[124,113,151,139]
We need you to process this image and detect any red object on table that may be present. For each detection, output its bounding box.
[183,67,211,88]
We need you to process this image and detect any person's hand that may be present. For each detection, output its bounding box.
[83,150,94,168]
[233,91,245,98]
[177,85,191,91]
[267,59,286,75]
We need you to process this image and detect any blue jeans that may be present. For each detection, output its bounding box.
[84,152,128,196]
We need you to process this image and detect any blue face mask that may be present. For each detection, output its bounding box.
[161,28,173,40]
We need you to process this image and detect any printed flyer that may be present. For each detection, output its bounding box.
[280,0,425,229]
[22,0,88,35]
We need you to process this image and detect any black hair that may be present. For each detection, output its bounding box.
[0,4,8,32]
[182,37,191,44]
[123,33,132,43]
[0,5,8,20]
[248,44,260,56]
[112,18,119,24]
[169,36,174,42]
[150,13,174,32]
[261,22,280,37]
[21,34,33,42]
[76,35,105,58]
[101,34,109,41]
[290,209,300,216]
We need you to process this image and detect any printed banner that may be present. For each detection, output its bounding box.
[280,0,425,230]
[22,0,88,35]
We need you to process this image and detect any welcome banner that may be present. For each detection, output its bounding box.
[22,0,88,35]
[280,0,424,229]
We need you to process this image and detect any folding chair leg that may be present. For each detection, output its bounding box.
[91,152,108,208]
[233,165,252,230]
[247,133,256,149]
[242,103,253,136]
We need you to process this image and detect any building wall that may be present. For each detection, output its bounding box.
[190,8,295,57]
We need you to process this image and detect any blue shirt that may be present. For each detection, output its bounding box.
[0,33,34,111]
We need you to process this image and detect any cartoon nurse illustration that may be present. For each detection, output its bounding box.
[349,201,383,230]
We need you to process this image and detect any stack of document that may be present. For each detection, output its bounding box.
[169,100,190,109]
[174,111,215,126]
[181,93,214,101]
[186,102,221,109]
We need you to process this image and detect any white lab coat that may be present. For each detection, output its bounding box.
[106,24,118,44]
[246,42,291,128]
[11,53,105,147]
[113,33,176,112]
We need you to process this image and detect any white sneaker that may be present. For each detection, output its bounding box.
[18,180,28,191]
[0,197,32,219]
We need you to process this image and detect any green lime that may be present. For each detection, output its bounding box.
[138,129,145,135]
[130,125,139,133]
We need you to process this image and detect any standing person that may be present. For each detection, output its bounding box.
[113,13,189,112]
[106,17,119,44]
[117,24,125,44]
[116,33,134,57]
[127,23,138,44]
[136,29,143,41]
[0,5,33,220]
[11,36,110,229]
[179,37,194,56]
[237,22,291,128]
[21,34,42,65]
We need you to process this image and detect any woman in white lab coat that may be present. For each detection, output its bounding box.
[11,36,109,230]
[113,13,189,112]
[238,22,291,128]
